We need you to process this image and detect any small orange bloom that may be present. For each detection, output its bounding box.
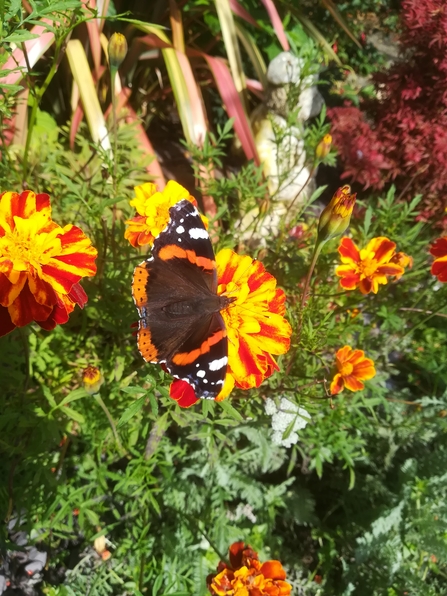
[336,236,409,294]
[208,542,292,596]
[330,345,376,395]
[125,180,207,248]
[169,249,292,407]
[430,236,447,283]
[0,190,97,336]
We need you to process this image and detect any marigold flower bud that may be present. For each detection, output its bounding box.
[82,366,104,395]
[317,185,356,244]
[108,33,128,69]
[315,133,332,160]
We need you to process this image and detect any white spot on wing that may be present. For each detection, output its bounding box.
[176,225,185,234]
[209,357,228,371]
[180,218,184,223]
[196,370,206,378]
[189,228,209,240]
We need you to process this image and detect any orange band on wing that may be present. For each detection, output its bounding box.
[172,329,225,365]
[137,326,158,362]
[132,263,150,306]
[158,245,215,271]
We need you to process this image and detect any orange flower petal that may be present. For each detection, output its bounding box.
[338,237,360,263]
[335,345,352,362]
[0,271,26,306]
[375,264,404,277]
[260,561,286,581]
[343,375,365,392]
[368,237,396,264]
[330,373,345,395]
[9,281,52,326]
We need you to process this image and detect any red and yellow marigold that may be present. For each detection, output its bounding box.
[0,190,97,336]
[170,248,292,407]
[330,345,376,395]
[430,236,447,282]
[125,180,207,248]
[336,236,410,294]
[208,542,292,596]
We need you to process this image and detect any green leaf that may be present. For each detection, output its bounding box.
[62,406,85,424]
[217,400,244,421]
[3,30,39,43]
[57,388,89,408]
[117,395,147,428]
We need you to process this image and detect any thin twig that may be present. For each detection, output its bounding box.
[400,307,447,319]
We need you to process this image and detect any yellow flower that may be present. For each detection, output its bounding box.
[315,133,332,160]
[0,190,97,336]
[82,366,104,395]
[317,185,356,244]
[216,249,292,397]
[169,249,292,407]
[336,236,410,294]
[330,346,376,395]
[108,32,128,69]
[125,181,208,248]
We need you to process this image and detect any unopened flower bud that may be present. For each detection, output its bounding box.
[317,185,356,244]
[108,33,128,69]
[315,133,332,160]
[82,366,104,395]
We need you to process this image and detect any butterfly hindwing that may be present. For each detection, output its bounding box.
[132,199,229,400]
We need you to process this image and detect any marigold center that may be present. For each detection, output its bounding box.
[340,362,354,376]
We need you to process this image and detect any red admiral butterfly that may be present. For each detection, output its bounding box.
[132,199,235,399]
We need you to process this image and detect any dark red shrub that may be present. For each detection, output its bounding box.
[328,0,447,226]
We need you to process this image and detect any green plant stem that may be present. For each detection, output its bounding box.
[22,38,65,183]
[402,302,447,338]
[94,394,125,454]
[110,66,118,193]
[300,240,324,311]
[286,239,324,374]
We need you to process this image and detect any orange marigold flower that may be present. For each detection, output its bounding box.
[330,345,376,395]
[125,180,208,248]
[169,248,292,407]
[0,190,97,336]
[336,236,409,294]
[208,542,292,596]
[430,236,447,283]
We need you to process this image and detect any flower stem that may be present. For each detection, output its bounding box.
[300,239,324,311]
[286,239,325,375]
[22,38,63,184]
[94,394,125,455]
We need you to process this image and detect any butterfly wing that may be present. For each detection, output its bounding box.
[132,199,228,399]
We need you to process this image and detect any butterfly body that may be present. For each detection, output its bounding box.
[132,199,233,399]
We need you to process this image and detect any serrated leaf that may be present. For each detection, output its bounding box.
[3,30,39,43]
[117,395,147,428]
